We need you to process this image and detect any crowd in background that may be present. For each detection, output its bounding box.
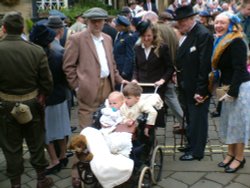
[0,0,250,187]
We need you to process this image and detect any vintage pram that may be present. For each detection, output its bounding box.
[76,83,164,188]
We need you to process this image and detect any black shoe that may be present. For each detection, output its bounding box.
[225,158,246,173]
[211,111,220,118]
[66,151,74,158]
[60,157,69,167]
[217,154,234,168]
[45,163,62,175]
[71,126,77,132]
[179,153,203,161]
[178,146,191,153]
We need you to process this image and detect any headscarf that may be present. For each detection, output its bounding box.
[208,12,243,92]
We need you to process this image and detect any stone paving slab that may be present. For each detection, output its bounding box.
[0,103,250,188]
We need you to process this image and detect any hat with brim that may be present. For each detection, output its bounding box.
[136,20,151,35]
[46,16,66,29]
[83,7,108,20]
[120,7,131,15]
[174,5,198,20]
[199,10,211,17]
[49,10,67,20]
[115,15,131,27]
[29,24,56,47]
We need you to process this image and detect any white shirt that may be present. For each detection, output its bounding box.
[179,21,197,47]
[92,34,110,78]
[142,43,154,60]
[147,2,152,11]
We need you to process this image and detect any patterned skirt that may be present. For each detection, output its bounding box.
[219,81,250,145]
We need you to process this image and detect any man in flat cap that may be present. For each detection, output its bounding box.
[63,7,126,129]
[174,5,213,161]
[0,11,53,188]
[63,7,127,187]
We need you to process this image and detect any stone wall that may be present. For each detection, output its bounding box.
[0,0,32,20]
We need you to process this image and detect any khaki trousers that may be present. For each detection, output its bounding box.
[77,77,112,129]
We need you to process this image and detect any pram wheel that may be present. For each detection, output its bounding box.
[150,145,163,184]
[77,162,97,186]
[138,166,152,188]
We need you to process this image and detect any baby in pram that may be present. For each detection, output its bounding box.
[70,83,163,188]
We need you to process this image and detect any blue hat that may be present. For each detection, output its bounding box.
[49,10,67,20]
[115,15,131,27]
[29,24,56,47]
[199,10,211,17]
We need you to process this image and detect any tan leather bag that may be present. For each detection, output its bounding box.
[216,85,230,100]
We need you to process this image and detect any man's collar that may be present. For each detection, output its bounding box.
[91,33,104,41]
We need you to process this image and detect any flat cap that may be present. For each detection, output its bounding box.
[120,7,131,15]
[159,11,174,20]
[83,7,108,20]
[115,15,131,27]
[2,11,24,28]
[47,16,65,29]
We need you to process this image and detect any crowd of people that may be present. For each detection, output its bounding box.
[0,0,250,187]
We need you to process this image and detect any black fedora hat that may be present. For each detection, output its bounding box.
[47,16,66,28]
[174,5,198,20]
[29,24,56,47]
[136,20,151,35]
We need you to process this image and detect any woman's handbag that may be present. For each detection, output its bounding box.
[216,85,230,100]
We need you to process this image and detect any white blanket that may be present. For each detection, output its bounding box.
[81,127,134,188]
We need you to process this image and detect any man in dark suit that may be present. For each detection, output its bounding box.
[143,0,158,14]
[174,5,213,161]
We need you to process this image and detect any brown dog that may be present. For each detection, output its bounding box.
[69,135,93,162]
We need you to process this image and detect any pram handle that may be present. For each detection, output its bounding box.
[120,83,160,94]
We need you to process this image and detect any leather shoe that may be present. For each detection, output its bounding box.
[211,111,220,118]
[179,153,203,161]
[45,163,62,175]
[225,158,246,173]
[178,146,191,153]
[217,154,234,168]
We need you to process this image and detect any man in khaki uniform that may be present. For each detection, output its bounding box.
[0,12,53,188]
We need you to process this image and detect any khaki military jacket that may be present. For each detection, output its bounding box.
[0,35,53,95]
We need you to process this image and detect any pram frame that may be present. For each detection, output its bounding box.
[76,83,164,188]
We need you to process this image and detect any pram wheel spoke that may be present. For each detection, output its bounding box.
[151,145,163,184]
